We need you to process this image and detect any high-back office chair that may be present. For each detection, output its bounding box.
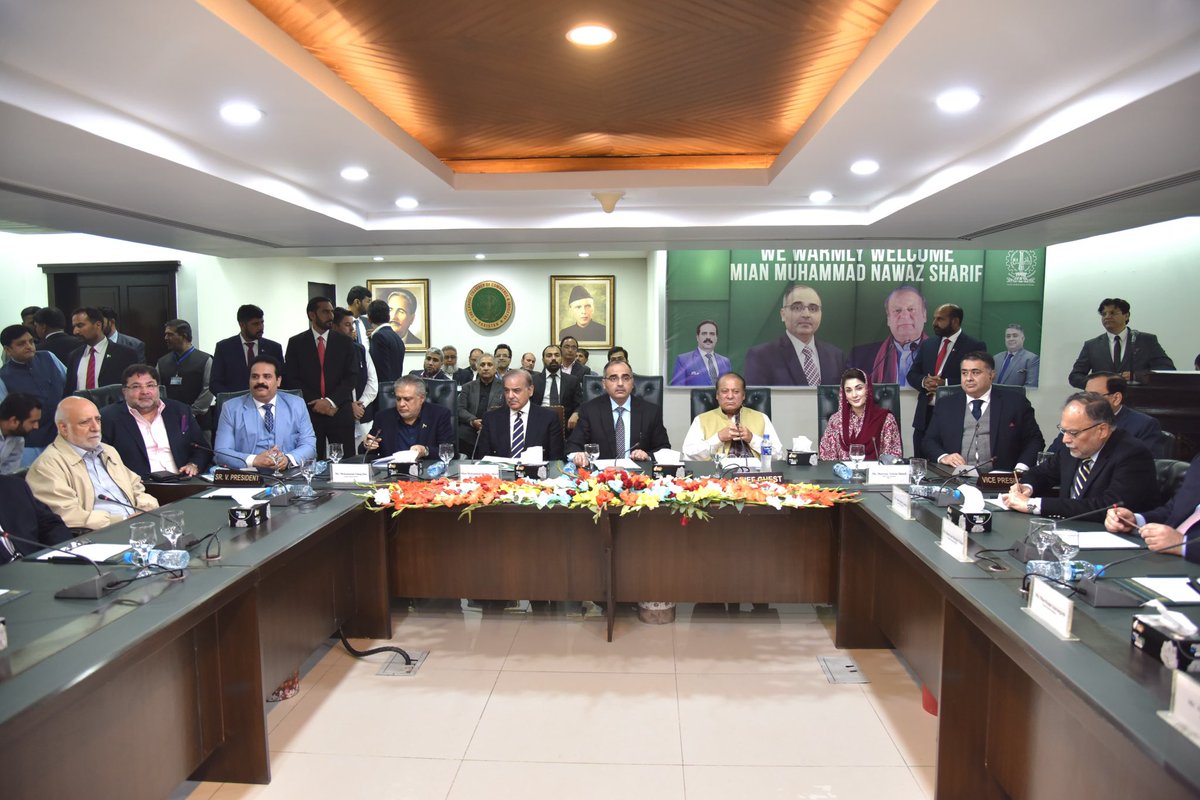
[422,378,457,418]
[1155,430,1177,460]
[73,384,131,409]
[689,387,773,419]
[933,384,1027,403]
[816,383,901,443]
[1155,458,1189,502]
[581,374,664,405]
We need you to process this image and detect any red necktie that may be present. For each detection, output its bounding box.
[316,335,326,396]
[245,341,255,368]
[86,347,98,389]
[933,338,951,375]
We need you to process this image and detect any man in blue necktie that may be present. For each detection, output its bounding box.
[214,355,316,470]
[993,323,1040,387]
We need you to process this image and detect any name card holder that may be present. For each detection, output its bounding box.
[869,465,912,485]
[459,463,501,479]
[939,517,973,562]
[736,471,785,483]
[1159,671,1200,748]
[1023,575,1077,640]
[890,485,914,520]
[214,468,264,487]
[977,472,1018,491]
[331,463,372,483]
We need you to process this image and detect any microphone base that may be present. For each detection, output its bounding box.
[1008,539,1042,563]
[1074,576,1143,608]
[55,570,120,600]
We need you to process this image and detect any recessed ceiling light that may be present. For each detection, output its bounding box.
[475,254,486,260]
[394,196,419,210]
[372,256,384,262]
[578,252,590,258]
[340,166,369,181]
[219,101,263,126]
[936,88,981,114]
[566,24,616,47]
[808,190,833,204]
[850,159,879,176]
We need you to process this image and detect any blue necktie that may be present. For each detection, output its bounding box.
[971,399,982,420]
[996,352,1014,383]
[263,402,275,435]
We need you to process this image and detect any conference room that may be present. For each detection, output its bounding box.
[1,1,1199,798]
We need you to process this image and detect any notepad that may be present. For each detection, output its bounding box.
[1131,577,1200,604]
[593,458,640,470]
[200,487,267,505]
[36,542,130,562]
[1075,530,1141,549]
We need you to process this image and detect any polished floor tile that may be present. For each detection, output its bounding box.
[673,619,834,674]
[384,614,523,671]
[466,670,683,764]
[861,671,938,767]
[910,765,937,799]
[209,752,459,799]
[449,761,685,799]
[684,765,927,800]
[502,616,676,673]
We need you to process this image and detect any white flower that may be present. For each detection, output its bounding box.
[765,496,784,510]
[372,488,392,506]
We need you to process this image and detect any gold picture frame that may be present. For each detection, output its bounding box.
[550,275,614,349]
[366,278,431,351]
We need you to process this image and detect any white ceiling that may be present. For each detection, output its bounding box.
[0,0,1198,258]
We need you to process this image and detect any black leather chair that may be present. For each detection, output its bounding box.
[212,388,302,424]
[422,378,457,418]
[816,383,901,443]
[933,384,1026,403]
[72,383,127,409]
[1156,458,1189,503]
[689,387,772,419]
[581,374,664,406]
[376,380,394,419]
[1155,430,1178,460]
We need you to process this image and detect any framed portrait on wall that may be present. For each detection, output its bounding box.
[550,275,614,349]
[366,278,430,351]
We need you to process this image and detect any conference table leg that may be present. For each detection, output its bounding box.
[345,509,392,639]
[605,514,616,642]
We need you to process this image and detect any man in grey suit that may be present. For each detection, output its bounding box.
[993,323,1039,387]
[743,283,846,387]
[1068,297,1174,388]
[457,354,504,456]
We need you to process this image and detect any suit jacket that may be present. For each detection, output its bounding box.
[284,329,359,413]
[1068,329,1175,388]
[1143,453,1200,531]
[0,474,72,564]
[369,325,406,384]
[113,331,146,363]
[452,367,475,385]
[1023,428,1159,521]
[905,332,988,432]
[532,370,582,418]
[26,437,159,530]
[64,340,139,394]
[213,391,316,467]
[1047,405,1162,456]
[743,335,846,387]
[565,395,671,459]
[564,361,588,379]
[207,335,285,395]
[478,404,564,461]
[848,335,927,385]
[39,331,84,365]
[100,399,212,477]
[670,349,732,386]
[457,378,505,453]
[992,348,1039,387]
[371,403,454,456]
[922,386,1044,470]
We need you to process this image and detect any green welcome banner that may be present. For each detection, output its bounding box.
[665,247,1045,387]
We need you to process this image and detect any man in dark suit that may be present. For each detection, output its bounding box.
[457,354,504,456]
[208,304,285,396]
[531,344,582,419]
[64,307,139,394]
[906,303,987,457]
[99,365,210,478]
[744,284,846,387]
[1106,453,1200,559]
[1047,372,1161,455]
[367,299,405,384]
[100,306,146,363]
[566,359,670,465]
[559,336,587,379]
[1068,297,1175,388]
[284,297,360,459]
[478,369,564,461]
[453,348,480,385]
[1003,392,1159,521]
[363,375,454,458]
[922,352,1044,471]
[31,307,83,365]
[0,474,72,564]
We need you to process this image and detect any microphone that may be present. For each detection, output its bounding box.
[192,442,295,481]
[1008,502,1123,563]
[916,458,996,506]
[2,531,121,599]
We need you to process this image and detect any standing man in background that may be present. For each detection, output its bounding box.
[284,297,359,459]
[99,306,146,363]
[367,299,405,384]
[209,304,285,396]
[1068,298,1174,388]
[65,307,139,395]
[0,324,64,463]
[906,303,986,457]
[156,319,213,419]
[345,285,372,345]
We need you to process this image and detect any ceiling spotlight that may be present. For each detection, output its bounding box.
[808,190,833,204]
[850,159,879,176]
[936,88,981,114]
[219,101,263,126]
[394,196,419,210]
[567,24,616,47]
[578,252,590,258]
[340,166,369,181]
[372,256,384,262]
[475,254,486,260]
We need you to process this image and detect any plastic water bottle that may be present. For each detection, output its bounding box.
[148,549,190,569]
[1025,559,1091,582]
[425,460,447,479]
[832,462,854,481]
[760,434,772,471]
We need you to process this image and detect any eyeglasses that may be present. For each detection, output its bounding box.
[124,383,158,391]
[783,302,821,314]
[1057,422,1102,438]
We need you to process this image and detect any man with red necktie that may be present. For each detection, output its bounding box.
[906,303,986,457]
[284,297,359,459]
[63,307,138,396]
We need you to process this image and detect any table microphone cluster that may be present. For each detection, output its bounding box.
[2,532,122,599]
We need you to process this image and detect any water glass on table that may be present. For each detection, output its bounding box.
[327,442,343,465]
[1028,519,1057,560]
[129,520,157,568]
[438,442,455,467]
[584,443,600,468]
[910,458,927,486]
[159,509,185,549]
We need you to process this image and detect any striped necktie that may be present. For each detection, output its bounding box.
[802,347,820,385]
[263,402,275,435]
[614,406,626,457]
[1071,458,1093,499]
[511,410,524,458]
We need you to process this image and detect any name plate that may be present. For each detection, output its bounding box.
[331,463,372,483]
[939,517,972,562]
[868,465,911,485]
[1026,576,1076,639]
[1160,671,1200,747]
[977,472,1018,491]
[735,471,785,482]
[459,463,501,479]
[213,468,264,486]
[891,485,914,520]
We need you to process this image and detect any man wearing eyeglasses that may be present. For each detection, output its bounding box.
[744,283,846,387]
[362,375,454,459]
[566,359,670,466]
[1046,372,1161,455]
[100,364,210,479]
[1002,391,1158,520]
[1067,298,1175,388]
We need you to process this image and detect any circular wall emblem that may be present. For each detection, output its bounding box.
[465,281,513,330]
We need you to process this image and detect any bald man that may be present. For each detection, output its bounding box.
[26,396,158,530]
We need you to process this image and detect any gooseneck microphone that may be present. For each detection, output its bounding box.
[2,531,121,599]
[1074,523,1200,607]
[1008,501,1123,563]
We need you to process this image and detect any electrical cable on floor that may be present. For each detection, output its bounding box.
[337,625,413,665]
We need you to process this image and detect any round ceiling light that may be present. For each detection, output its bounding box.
[936,88,981,114]
[475,254,486,260]
[394,196,420,210]
[340,166,369,181]
[567,24,616,47]
[808,190,833,204]
[219,101,263,126]
[850,159,880,176]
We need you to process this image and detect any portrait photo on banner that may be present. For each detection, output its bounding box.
[550,275,614,349]
[367,278,431,351]
[664,248,1045,388]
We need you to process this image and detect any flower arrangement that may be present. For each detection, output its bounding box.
[364,467,857,523]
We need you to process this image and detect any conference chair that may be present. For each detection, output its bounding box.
[422,378,457,418]
[816,383,901,443]
[933,384,1027,403]
[581,374,664,405]
[1154,430,1177,460]
[1155,458,1189,503]
[689,387,773,419]
[376,380,393,419]
[73,383,129,409]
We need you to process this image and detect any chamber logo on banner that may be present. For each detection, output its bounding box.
[1005,250,1039,286]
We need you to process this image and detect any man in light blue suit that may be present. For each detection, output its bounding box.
[214,355,316,470]
[993,323,1039,387]
[670,320,731,386]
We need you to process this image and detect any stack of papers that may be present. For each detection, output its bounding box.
[35,542,130,562]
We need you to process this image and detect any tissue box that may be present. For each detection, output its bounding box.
[786,450,817,467]
[387,461,419,478]
[653,463,685,478]
[517,463,548,479]
[1132,615,1200,672]
[229,502,270,528]
[946,506,991,533]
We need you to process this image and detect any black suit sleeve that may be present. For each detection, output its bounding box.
[325,334,359,407]
[1068,341,1093,389]
[536,409,564,461]
[180,409,212,471]
[564,406,595,456]
[1012,395,1045,468]
[638,401,671,454]
[921,399,957,461]
[1039,439,1159,520]
[906,343,928,391]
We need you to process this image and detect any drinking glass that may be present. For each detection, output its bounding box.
[1029,519,1057,560]
[910,458,927,486]
[129,520,156,567]
[1051,530,1080,570]
[584,443,600,468]
[327,442,343,465]
[848,444,866,467]
[160,509,185,549]
[298,456,317,497]
[438,442,455,466]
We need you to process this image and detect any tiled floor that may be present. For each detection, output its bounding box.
[175,603,936,799]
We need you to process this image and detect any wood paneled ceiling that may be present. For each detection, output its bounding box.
[246,0,901,173]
